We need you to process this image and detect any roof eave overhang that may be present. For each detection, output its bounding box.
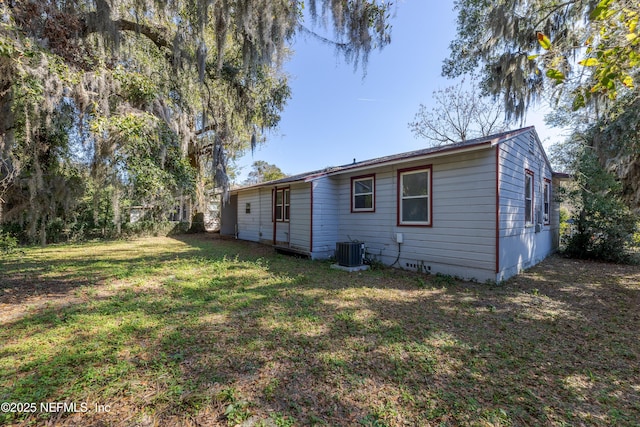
[552,172,572,180]
[228,177,308,194]
[231,127,540,190]
[308,141,494,181]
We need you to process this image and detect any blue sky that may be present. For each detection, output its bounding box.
[234,1,564,182]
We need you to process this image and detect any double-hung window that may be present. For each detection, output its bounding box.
[543,179,551,225]
[274,188,290,222]
[398,166,431,226]
[351,175,375,212]
[525,170,534,226]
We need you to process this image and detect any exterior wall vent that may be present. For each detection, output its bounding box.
[528,133,536,153]
[335,242,365,267]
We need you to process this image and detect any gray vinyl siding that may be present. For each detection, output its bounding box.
[258,188,272,243]
[274,221,289,244]
[220,194,237,236]
[289,183,311,251]
[498,130,556,281]
[334,150,497,282]
[310,177,339,259]
[236,189,262,242]
[234,183,311,251]
[227,127,559,282]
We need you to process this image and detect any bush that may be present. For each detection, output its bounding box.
[559,207,571,241]
[0,231,18,254]
[121,220,190,237]
[564,213,636,263]
[563,149,638,263]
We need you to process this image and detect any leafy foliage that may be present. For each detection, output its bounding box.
[0,0,394,243]
[444,0,639,120]
[92,112,196,216]
[0,230,17,253]
[559,207,571,240]
[244,160,286,185]
[563,146,637,262]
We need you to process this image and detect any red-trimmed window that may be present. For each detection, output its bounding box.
[274,188,290,222]
[398,166,432,226]
[525,170,534,226]
[351,175,375,212]
[543,179,551,225]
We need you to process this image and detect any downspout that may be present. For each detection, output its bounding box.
[258,187,262,241]
[309,181,314,254]
[495,145,501,277]
[272,187,277,245]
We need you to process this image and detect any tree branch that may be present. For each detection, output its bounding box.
[114,18,173,51]
[532,0,583,30]
[79,13,175,61]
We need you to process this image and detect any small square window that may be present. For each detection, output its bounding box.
[245,203,251,214]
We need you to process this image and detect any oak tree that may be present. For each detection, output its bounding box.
[0,0,393,242]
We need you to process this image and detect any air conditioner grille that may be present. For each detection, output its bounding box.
[335,242,364,267]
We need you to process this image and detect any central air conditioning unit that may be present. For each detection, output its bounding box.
[335,242,365,267]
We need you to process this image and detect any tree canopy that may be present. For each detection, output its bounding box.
[444,0,639,120]
[244,160,286,185]
[0,0,393,243]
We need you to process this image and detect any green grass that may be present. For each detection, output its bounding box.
[1,234,639,426]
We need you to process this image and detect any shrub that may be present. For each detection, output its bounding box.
[563,149,638,263]
[559,207,571,241]
[0,231,18,254]
[121,220,190,237]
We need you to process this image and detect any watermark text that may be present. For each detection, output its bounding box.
[1,402,111,414]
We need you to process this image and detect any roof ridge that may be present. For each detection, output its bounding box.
[232,126,537,190]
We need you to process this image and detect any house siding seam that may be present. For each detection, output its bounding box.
[288,183,311,251]
[309,183,313,253]
[310,177,339,259]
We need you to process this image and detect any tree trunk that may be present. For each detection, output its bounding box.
[40,215,47,246]
[0,60,14,152]
[0,61,16,204]
[112,185,121,235]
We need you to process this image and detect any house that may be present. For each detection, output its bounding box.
[220,127,562,282]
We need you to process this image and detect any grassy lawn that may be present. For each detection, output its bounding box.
[1,234,639,426]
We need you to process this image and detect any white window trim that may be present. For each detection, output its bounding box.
[398,166,431,226]
[543,180,551,225]
[525,170,534,227]
[284,188,290,221]
[352,175,375,212]
[274,188,290,222]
